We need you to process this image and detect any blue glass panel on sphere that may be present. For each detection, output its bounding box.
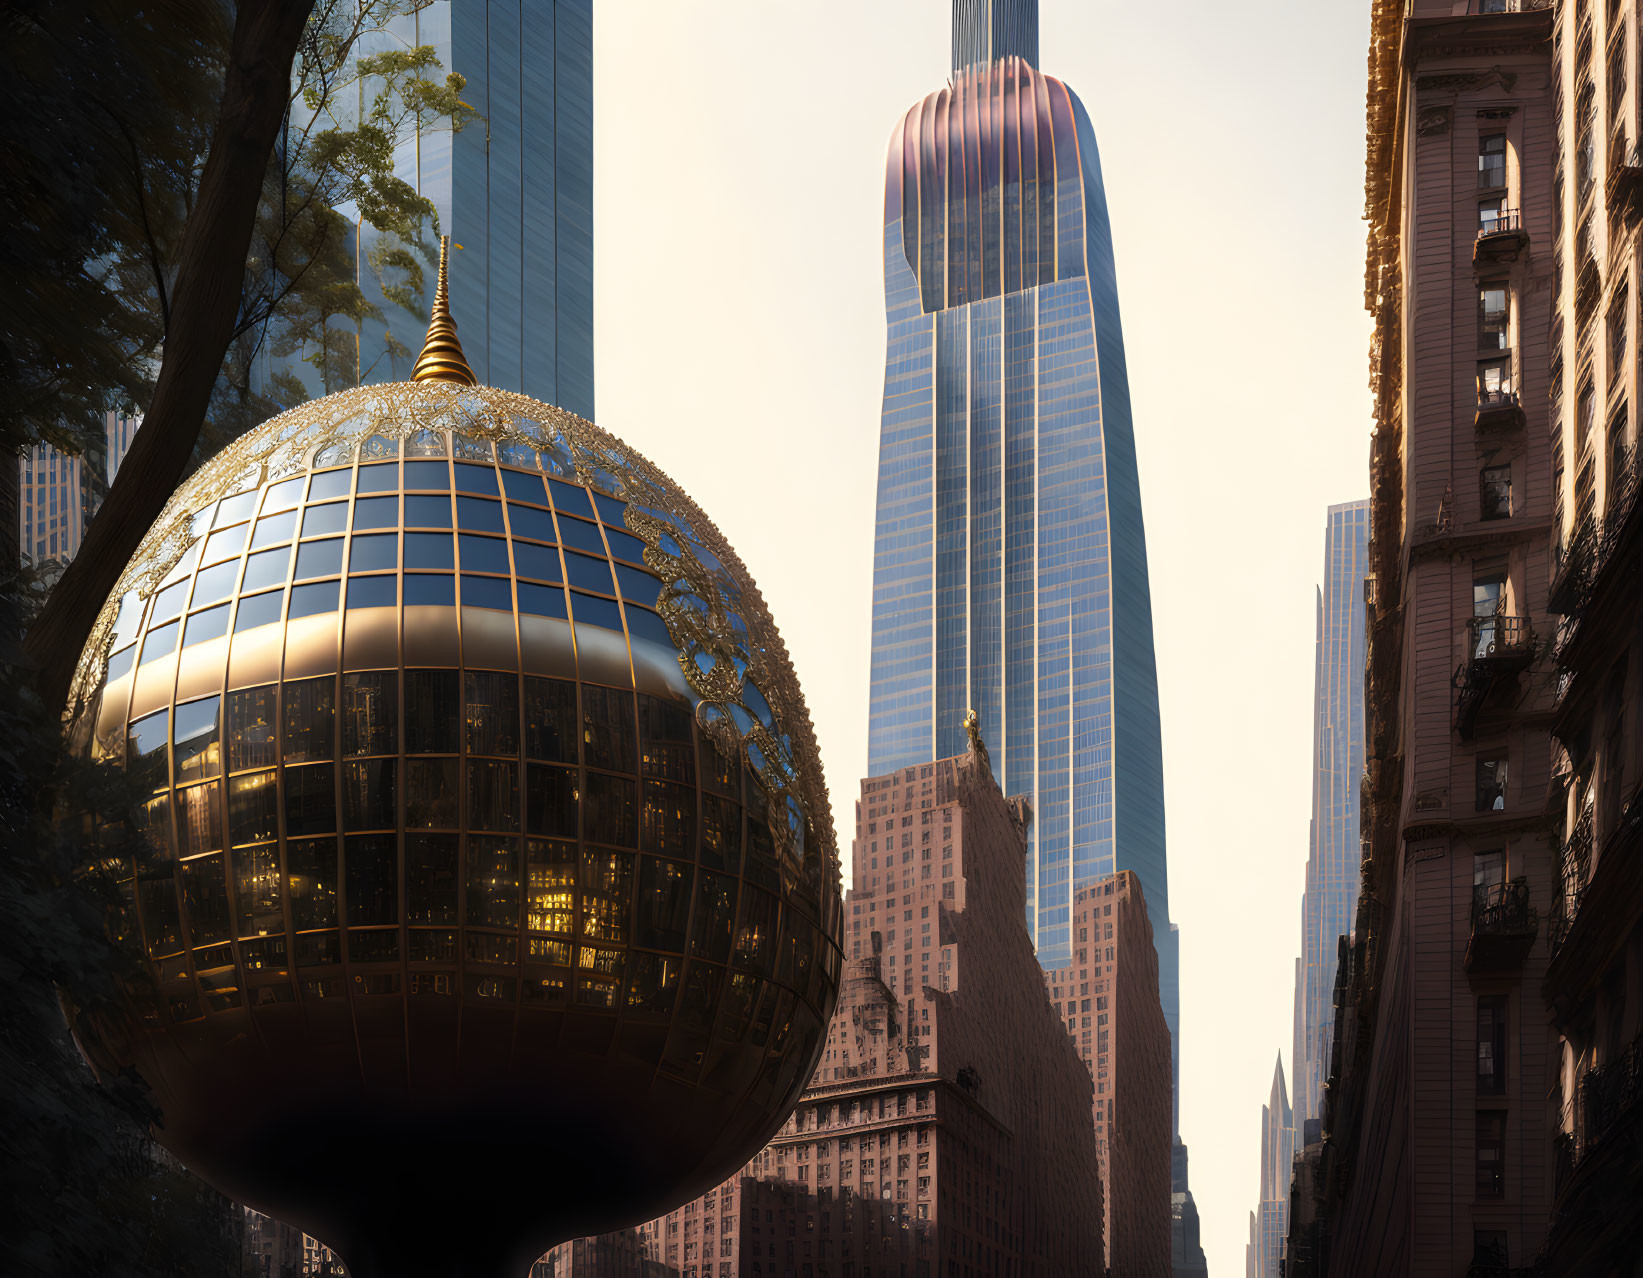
[303,503,349,537]
[356,463,399,493]
[405,533,455,570]
[517,582,568,619]
[458,534,510,574]
[615,563,662,606]
[184,604,231,647]
[547,479,593,518]
[142,621,180,663]
[603,528,646,564]
[502,469,548,504]
[353,497,399,530]
[405,574,456,606]
[107,645,136,681]
[454,463,500,495]
[593,493,627,527]
[191,561,240,609]
[252,510,296,549]
[570,592,622,632]
[296,539,345,580]
[563,551,614,594]
[406,496,453,528]
[348,576,398,609]
[262,477,304,512]
[512,542,561,583]
[234,590,284,632]
[461,575,513,611]
[289,580,340,619]
[349,534,398,572]
[506,505,555,542]
[456,496,505,533]
[625,606,676,651]
[309,469,353,501]
[404,461,450,490]
[556,516,605,555]
[242,547,291,592]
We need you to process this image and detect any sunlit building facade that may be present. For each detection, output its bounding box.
[1289,500,1369,1138]
[629,747,1105,1278]
[16,410,138,566]
[865,0,1176,1122]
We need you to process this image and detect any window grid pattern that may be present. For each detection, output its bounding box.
[90,416,841,1097]
[867,57,1172,1103]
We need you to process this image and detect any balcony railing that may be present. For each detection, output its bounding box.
[1468,613,1533,661]
[1475,209,1529,267]
[1465,877,1538,971]
[1582,1026,1643,1156]
[1551,807,1595,953]
[1468,0,1552,10]
[1475,387,1526,433]
[1455,616,1535,738]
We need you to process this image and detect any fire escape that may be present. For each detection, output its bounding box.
[1454,614,1537,738]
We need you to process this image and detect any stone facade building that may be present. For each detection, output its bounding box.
[1540,0,1643,1268]
[1288,2,1561,1274]
[621,746,1105,1277]
[1044,871,1172,1276]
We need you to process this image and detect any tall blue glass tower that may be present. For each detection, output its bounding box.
[866,0,1177,1120]
[260,1,594,418]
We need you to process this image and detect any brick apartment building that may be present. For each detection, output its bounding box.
[614,744,1106,1277]
[1044,872,1172,1276]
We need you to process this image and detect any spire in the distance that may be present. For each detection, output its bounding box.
[951,0,1038,74]
[412,236,477,386]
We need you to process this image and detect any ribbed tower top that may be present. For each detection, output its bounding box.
[952,0,1038,74]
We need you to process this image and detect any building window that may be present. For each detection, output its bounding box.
[1473,575,1506,656]
[1479,197,1505,233]
[1610,407,1634,505]
[1476,1110,1507,1197]
[1474,849,1507,897]
[1609,29,1628,126]
[1477,756,1509,812]
[1478,995,1508,1096]
[1609,290,1629,379]
[1479,132,1507,190]
[1578,90,1597,196]
[1479,286,1510,350]
[1473,1231,1510,1269]
[1478,357,1514,403]
[1481,466,1513,520]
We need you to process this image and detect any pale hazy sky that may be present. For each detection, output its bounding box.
[590,3,1372,1272]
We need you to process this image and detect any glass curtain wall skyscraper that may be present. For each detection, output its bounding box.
[260,0,594,418]
[1288,500,1369,1136]
[866,0,1176,1117]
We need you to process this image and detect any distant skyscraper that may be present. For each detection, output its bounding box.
[865,0,1176,1127]
[261,0,594,417]
[1288,500,1369,1136]
[16,411,138,566]
[1247,1057,1294,1278]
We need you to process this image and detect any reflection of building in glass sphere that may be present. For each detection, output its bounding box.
[66,260,840,1278]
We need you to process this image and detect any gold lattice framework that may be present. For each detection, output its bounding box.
[70,381,839,891]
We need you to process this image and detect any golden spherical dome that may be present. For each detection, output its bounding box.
[68,369,840,1277]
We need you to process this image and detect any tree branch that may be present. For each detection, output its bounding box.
[24,0,318,716]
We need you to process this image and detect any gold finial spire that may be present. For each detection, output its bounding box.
[411,236,477,386]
